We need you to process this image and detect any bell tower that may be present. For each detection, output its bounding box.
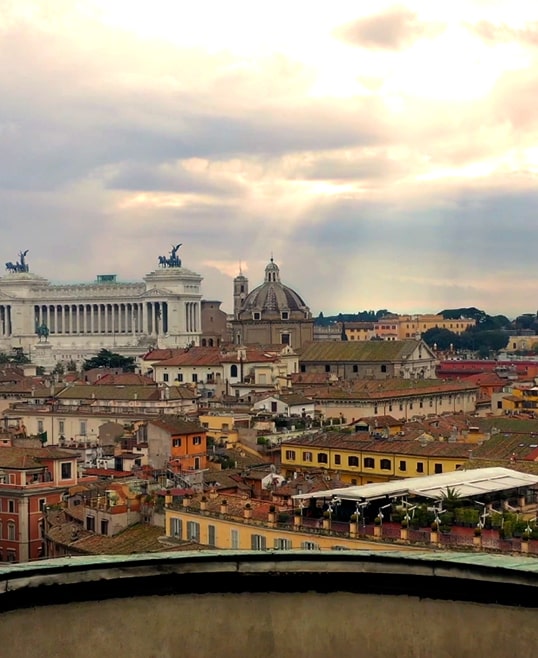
[233,265,248,320]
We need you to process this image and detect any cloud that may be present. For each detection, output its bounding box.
[335,6,444,51]
[470,20,538,47]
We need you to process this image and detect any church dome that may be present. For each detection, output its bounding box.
[238,259,310,319]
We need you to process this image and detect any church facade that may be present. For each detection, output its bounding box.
[0,247,203,365]
[231,259,313,350]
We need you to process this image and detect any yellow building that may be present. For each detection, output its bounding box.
[165,494,413,552]
[280,432,473,485]
[198,413,245,445]
[388,315,476,340]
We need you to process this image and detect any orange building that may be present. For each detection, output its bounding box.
[0,446,78,563]
[147,419,207,473]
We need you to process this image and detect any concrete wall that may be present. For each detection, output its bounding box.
[1,551,538,658]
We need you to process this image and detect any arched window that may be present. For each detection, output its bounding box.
[230,364,238,377]
[208,338,214,347]
[201,339,207,346]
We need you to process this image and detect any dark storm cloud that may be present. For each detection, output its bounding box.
[335,6,444,51]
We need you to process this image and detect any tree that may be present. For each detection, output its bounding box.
[422,328,460,351]
[52,362,65,377]
[82,349,135,372]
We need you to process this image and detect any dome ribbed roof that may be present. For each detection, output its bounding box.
[239,259,310,317]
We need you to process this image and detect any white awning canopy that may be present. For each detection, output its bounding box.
[292,467,538,503]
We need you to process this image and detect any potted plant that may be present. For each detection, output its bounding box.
[474,526,482,537]
[431,521,439,532]
[374,515,382,526]
[401,518,409,529]
[350,513,358,523]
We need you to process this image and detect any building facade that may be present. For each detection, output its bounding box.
[0,446,78,562]
[299,340,438,380]
[0,247,203,365]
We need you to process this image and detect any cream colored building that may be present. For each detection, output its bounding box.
[0,248,203,366]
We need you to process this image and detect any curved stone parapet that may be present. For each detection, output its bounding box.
[1,550,538,657]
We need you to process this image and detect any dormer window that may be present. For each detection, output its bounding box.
[253,312,261,320]
[281,311,289,320]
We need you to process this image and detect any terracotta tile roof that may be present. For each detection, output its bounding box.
[355,415,402,427]
[148,418,205,435]
[299,340,423,363]
[155,347,223,367]
[285,432,474,457]
[94,373,156,386]
[142,349,181,362]
[0,446,77,468]
[306,378,477,401]
[472,433,538,461]
[290,373,334,385]
[56,384,193,401]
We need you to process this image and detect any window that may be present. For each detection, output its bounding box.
[364,457,375,469]
[171,518,183,539]
[6,550,16,563]
[37,420,44,433]
[208,525,216,547]
[192,373,198,383]
[253,312,261,320]
[380,459,391,470]
[86,516,95,532]
[388,404,392,412]
[100,519,109,535]
[163,373,169,382]
[58,420,65,435]
[285,450,296,461]
[8,500,15,514]
[399,460,407,472]
[381,365,387,373]
[80,421,87,436]
[303,451,313,462]
[175,373,183,382]
[172,438,182,448]
[281,312,289,320]
[39,498,46,512]
[334,454,341,465]
[231,529,239,549]
[351,478,357,485]
[193,436,202,445]
[230,364,238,377]
[187,521,200,542]
[317,453,328,464]
[348,456,359,467]
[434,463,443,474]
[352,365,358,373]
[7,523,15,541]
[60,462,72,480]
[251,534,266,550]
[301,541,320,550]
[325,364,331,372]
[274,538,292,550]
[416,462,424,473]
[300,364,306,373]
[281,333,290,345]
[374,406,378,414]
[399,403,403,411]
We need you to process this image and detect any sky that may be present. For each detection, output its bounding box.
[1,1,538,318]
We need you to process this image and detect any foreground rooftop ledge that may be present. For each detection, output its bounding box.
[2,551,538,611]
